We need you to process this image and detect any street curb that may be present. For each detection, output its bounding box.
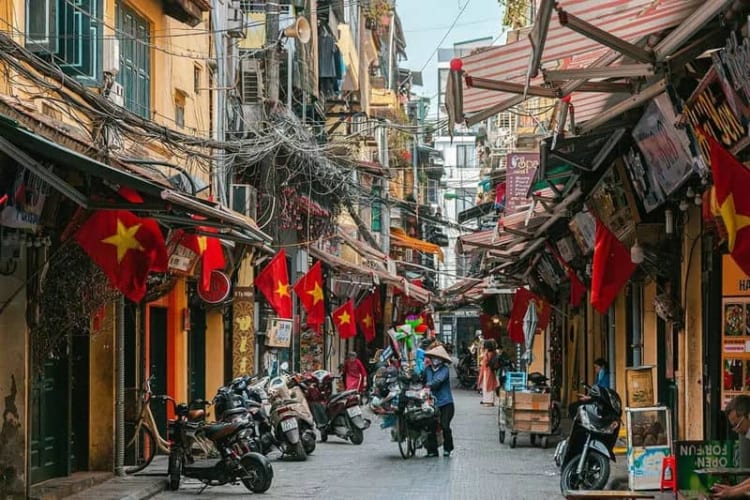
[113,479,167,500]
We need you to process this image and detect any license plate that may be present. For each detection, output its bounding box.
[280,418,298,432]
[346,406,362,417]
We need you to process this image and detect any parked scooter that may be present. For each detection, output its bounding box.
[554,384,622,492]
[267,369,317,460]
[456,352,478,389]
[299,369,369,444]
[167,399,273,493]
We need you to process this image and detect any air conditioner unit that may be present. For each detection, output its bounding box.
[240,58,264,104]
[226,0,246,39]
[109,82,125,107]
[230,184,257,220]
[103,38,120,75]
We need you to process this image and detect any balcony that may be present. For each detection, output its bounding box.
[162,0,211,27]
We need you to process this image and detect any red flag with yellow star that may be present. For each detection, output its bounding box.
[709,134,750,276]
[74,210,167,302]
[293,260,325,327]
[355,292,376,343]
[180,227,225,293]
[255,249,292,318]
[332,300,356,339]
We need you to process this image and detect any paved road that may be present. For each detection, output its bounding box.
[154,383,564,500]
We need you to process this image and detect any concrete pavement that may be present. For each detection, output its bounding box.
[154,385,564,500]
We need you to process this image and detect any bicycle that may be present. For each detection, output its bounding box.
[124,375,173,474]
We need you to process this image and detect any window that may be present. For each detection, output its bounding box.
[26,0,102,82]
[371,185,382,232]
[194,64,202,95]
[455,144,475,168]
[454,188,475,215]
[427,180,438,204]
[174,91,186,128]
[117,3,151,118]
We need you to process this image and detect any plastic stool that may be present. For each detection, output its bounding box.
[660,454,677,492]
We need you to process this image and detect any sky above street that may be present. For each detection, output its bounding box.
[398,0,505,111]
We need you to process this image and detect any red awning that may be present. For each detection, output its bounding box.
[460,0,703,123]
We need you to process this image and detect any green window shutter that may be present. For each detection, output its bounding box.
[116,2,150,118]
[26,0,58,53]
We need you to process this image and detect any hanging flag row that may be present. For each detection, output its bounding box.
[255,249,379,341]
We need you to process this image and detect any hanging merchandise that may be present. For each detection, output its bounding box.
[299,328,323,373]
[522,300,538,368]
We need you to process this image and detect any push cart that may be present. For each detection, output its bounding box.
[498,388,559,449]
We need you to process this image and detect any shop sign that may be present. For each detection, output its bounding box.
[266,318,293,348]
[232,285,255,377]
[716,32,750,107]
[504,152,539,215]
[622,146,665,214]
[197,270,231,304]
[683,64,748,163]
[675,440,740,493]
[587,159,641,244]
[722,254,750,296]
[633,93,696,197]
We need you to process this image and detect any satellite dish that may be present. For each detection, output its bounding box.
[283,17,311,44]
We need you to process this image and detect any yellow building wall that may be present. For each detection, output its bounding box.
[205,309,224,420]
[614,294,628,396]
[89,304,115,471]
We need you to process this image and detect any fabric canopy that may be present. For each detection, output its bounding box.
[390,227,444,262]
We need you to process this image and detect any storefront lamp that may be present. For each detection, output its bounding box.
[665,209,674,235]
[679,199,690,212]
[630,239,644,264]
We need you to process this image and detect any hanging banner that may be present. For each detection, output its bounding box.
[504,152,539,215]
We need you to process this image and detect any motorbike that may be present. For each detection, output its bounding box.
[527,372,562,434]
[554,384,623,492]
[267,371,317,460]
[167,398,273,494]
[299,369,369,444]
[456,352,478,389]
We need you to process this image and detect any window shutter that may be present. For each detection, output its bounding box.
[26,0,58,53]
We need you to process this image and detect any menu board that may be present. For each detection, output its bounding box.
[721,255,750,408]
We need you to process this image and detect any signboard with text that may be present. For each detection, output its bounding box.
[676,440,740,493]
[504,152,539,215]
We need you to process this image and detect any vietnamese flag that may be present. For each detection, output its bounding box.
[590,219,637,314]
[75,210,167,302]
[709,134,750,276]
[255,249,292,318]
[180,227,225,292]
[332,300,356,339]
[355,293,376,343]
[293,260,325,327]
[507,288,542,344]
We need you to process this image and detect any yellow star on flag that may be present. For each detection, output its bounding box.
[101,219,144,263]
[196,235,208,254]
[306,282,324,305]
[720,193,750,251]
[362,314,373,328]
[274,280,290,298]
[337,310,351,325]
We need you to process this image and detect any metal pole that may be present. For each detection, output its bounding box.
[387,10,396,91]
[266,1,280,103]
[211,3,228,206]
[114,297,125,476]
[378,124,390,255]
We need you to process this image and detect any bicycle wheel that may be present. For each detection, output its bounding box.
[124,421,156,474]
[397,416,410,459]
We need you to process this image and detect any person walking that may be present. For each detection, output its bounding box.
[477,340,499,406]
[424,345,455,458]
[342,351,368,392]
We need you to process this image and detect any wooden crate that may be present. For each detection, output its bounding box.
[513,391,551,410]
[512,420,552,433]
[513,410,550,423]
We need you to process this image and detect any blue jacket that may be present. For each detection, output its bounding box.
[596,369,610,389]
[425,364,453,407]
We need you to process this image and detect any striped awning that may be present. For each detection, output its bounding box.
[460,0,704,123]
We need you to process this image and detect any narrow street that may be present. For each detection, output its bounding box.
[154,386,563,500]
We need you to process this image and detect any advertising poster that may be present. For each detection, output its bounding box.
[504,152,539,215]
[675,440,740,494]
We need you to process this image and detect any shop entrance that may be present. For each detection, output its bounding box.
[149,306,168,440]
[29,356,69,483]
[188,305,206,402]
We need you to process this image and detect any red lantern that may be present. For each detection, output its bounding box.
[449,58,463,72]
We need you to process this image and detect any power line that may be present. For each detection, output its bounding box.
[417,0,474,74]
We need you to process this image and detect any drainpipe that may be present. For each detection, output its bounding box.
[631,285,642,367]
[115,297,125,476]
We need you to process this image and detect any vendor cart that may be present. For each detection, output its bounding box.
[498,389,559,449]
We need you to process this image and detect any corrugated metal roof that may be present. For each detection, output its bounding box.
[461,0,703,122]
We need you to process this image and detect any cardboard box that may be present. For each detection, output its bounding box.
[626,366,655,408]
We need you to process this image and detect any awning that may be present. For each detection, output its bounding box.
[460,0,704,123]
[337,227,388,265]
[390,227,444,262]
[309,246,431,304]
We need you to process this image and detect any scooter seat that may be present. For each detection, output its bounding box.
[204,421,242,441]
[330,390,358,404]
[223,408,247,419]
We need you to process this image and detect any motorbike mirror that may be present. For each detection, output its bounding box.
[280,361,289,372]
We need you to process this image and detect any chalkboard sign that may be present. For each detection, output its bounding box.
[675,440,741,493]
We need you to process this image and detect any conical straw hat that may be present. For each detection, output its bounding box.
[425,345,452,363]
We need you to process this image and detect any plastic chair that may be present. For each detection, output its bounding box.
[660,454,677,492]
